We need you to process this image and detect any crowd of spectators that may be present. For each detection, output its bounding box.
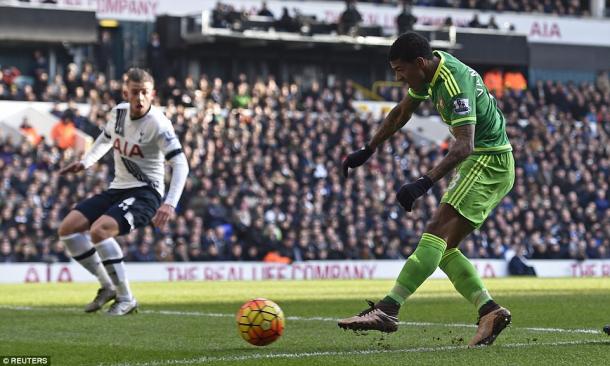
[205,0,600,41]
[356,0,594,17]
[1,60,609,264]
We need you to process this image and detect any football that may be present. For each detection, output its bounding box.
[236,298,285,346]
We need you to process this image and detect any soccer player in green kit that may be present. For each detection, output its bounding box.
[338,32,514,347]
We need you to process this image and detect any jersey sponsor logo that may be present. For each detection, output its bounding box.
[113,138,145,158]
[453,98,470,115]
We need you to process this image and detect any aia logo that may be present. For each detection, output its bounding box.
[113,138,144,158]
[530,22,561,39]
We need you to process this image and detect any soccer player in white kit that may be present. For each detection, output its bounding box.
[57,68,189,315]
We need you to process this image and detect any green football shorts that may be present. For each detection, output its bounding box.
[441,151,515,229]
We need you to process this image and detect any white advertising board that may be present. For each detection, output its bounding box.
[6,259,609,284]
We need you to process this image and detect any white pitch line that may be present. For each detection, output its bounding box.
[102,339,610,366]
[0,305,602,335]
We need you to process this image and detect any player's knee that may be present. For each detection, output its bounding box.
[90,223,112,243]
[425,217,443,236]
[90,217,119,243]
[58,219,75,237]
[90,228,108,244]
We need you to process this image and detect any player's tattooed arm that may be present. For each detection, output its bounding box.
[369,95,421,150]
[426,123,474,182]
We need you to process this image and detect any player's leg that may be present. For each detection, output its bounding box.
[90,214,137,316]
[58,198,116,312]
[438,152,515,346]
[95,188,162,316]
[337,204,462,333]
[604,325,610,335]
[431,204,511,347]
[337,157,492,333]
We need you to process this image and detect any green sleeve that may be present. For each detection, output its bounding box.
[444,91,477,127]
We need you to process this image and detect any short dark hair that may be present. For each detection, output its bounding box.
[125,67,154,84]
[388,32,432,62]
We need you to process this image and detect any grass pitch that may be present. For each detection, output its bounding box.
[1,278,609,365]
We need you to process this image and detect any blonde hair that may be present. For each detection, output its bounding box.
[125,67,154,84]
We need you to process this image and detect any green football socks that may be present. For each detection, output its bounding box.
[386,233,447,305]
[439,248,493,310]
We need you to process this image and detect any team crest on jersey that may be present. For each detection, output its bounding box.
[453,98,470,115]
[113,138,144,158]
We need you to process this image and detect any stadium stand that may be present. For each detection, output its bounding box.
[347,0,594,17]
[1,65,609,263]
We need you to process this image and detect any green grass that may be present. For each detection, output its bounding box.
[1,278,609,365]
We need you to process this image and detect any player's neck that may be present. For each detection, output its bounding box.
[130,106,151,120]
[426,56,441,84]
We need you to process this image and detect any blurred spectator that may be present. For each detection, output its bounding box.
[468,14,483,28]
[147,32,164,80]
[276,7,296,32]
[155,239,175,262]
[396,1,417,35]
[338,0,363,36]
[484,68,505,98]
[443,16,453,27]
[0,239,15,263]
[20,118,42,146]
[487,15,500,30]
[257,1,274,17]
[212,2,228,28]
[31,50,48,77]
[97,30,114,79]
[51,111,77,150]
[597,71,610,94]
[132,242,156,262]
[504,70,527,92]
[49,241,70,262]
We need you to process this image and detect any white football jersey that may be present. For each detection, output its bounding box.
[84,103,183,198]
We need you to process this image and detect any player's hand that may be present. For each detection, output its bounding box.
[59,161,85,175]
[342,145,374,178]
[396,175,434,212]
[152,203,175,228]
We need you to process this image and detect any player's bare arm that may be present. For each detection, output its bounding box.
[59,161,85,175]
[395,124,474,212]
[369,94,422,150]
[425,123,475,182]
[342,95,421,177]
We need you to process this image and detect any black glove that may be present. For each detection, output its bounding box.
[342,145,374,178]
[396,175,434,212]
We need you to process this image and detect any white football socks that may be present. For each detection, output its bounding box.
[61,233,114,290]
[95,238,133,301]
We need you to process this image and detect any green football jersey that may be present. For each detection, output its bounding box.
[408,50,512,154]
